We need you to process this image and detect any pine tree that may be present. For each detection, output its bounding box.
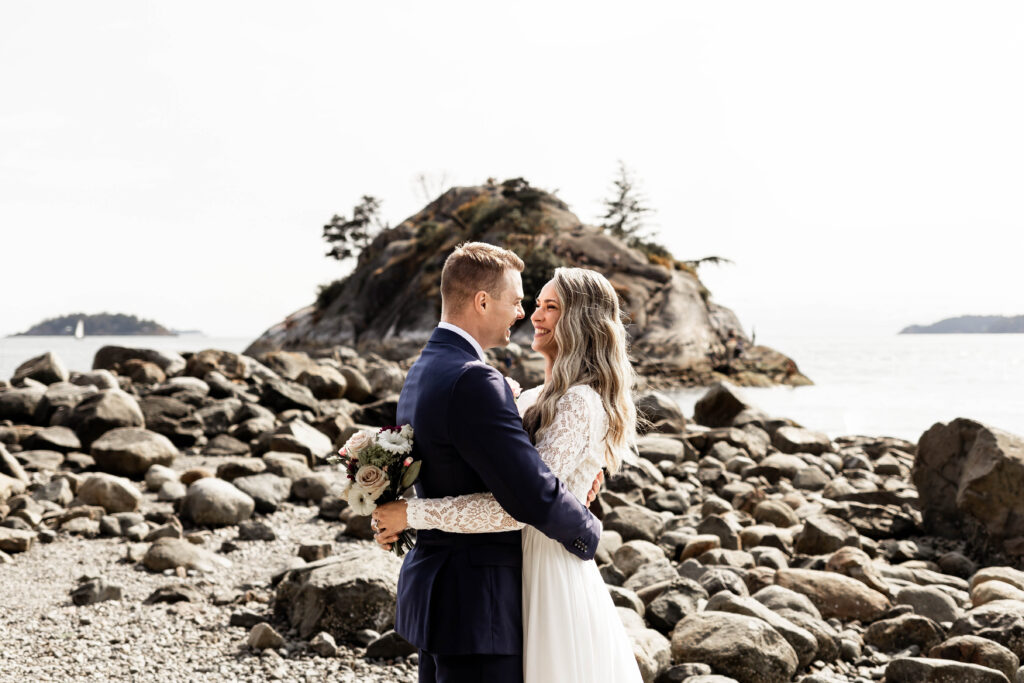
[323,196,388,261]
[601,161,653,242]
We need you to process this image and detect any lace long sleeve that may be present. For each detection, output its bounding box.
[405,388,594,533]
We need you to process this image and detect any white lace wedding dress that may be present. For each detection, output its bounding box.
[406,384,643,683]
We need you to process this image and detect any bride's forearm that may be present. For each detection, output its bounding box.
[406,494,525,533]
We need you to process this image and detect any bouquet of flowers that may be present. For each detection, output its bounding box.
[329,424,421,556]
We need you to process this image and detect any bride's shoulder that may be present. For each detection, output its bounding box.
[520,385,543,400]
[562,383,602,406]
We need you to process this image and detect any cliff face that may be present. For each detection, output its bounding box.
[245,180,810,387]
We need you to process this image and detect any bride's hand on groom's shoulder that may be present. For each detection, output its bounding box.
[372,500,408,549]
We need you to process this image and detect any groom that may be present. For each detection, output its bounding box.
[373,241,601,683]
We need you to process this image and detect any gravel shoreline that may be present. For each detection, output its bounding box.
[0,487,417,683]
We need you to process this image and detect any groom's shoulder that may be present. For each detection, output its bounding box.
[450,360,507,401]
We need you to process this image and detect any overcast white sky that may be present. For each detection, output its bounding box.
[2,1,1022,345]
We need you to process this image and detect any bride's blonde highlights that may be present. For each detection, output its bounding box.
[522,267,637,474]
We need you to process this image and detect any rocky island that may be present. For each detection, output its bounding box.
[3,343,1024,682]
[10,313,177,337]
[900,315,1024,334]
[246,179,811,389]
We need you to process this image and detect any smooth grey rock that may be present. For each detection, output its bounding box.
[66,389,145,448]
[181,478,254,526]
[90,427,177,477]
[671,611,798,683]
[70,577,123,606]
[232,473,291,513]
[273,546,403,641]
[885,657,1009,683]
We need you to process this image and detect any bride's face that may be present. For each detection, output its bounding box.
[530,281,561,358]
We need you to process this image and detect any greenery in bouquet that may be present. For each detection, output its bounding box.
[328,424,421,556]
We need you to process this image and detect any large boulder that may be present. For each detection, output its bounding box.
[636,391,686,433]
[694,382,752,428]
[139,396,204,447]
[181,478,254,526]
[273,546,403,642]
[77,473,142,513]
[864,613,946,653]
[885,657,1010,683]
[297,365,348,400]
[949,600,1024,660]
[93,345,186,376]
[0,386,46,424]
[913,419,1024,553]
[12,352,68,385]
[90,427,177,477]
[0,527,35,553]
[232,473,291,513]
[267,420,332,462]
[603,505,666,544]
[772,426,833,455]
[704,590,819,669]
[183,349,249,381]
[260,377,320,414]
[897,585,961,624]
[670,611,798,683]
[22,425,81,453]
[0,472,27,503]
[142,537,231,572]
[793,514,862,555]
[774,568,891,622]
[930,635,1019,682]
[65,389,145,448]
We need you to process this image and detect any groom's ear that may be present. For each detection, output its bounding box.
[473,290,489,313]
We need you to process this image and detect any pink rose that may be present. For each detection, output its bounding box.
[505,376,522,399]
[344,431,374,457]
[354,465,390,501]
[403,457,413,467]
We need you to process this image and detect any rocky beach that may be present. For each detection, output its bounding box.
[2,343,1024,683]
[1,183,1020,683]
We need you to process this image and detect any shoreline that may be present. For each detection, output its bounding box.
[2,343,1024,681]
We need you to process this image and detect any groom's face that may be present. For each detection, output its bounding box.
[479,269,525,349]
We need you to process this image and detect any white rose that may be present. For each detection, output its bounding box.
[344,431,374,457]
[400,424,414,440]
[355,464,390,501]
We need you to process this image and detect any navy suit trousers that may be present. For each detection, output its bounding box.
[418,649,522,683]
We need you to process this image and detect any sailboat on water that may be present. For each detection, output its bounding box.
[74,319,85,340]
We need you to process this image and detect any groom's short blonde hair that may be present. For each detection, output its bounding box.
[441,242,525,312]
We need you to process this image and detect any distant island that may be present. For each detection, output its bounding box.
[9,312,181,337]
[900,315,1024,334]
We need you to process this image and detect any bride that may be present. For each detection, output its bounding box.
[374,266,644,683]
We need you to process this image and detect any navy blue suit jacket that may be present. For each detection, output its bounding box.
[393,328,601,656]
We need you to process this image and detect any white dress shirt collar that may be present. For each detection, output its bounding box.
[437,322,487,362]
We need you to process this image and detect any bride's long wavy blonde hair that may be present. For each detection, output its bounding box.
[522,267,638,474]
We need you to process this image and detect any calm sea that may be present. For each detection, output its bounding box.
[2,333,1022,443]
[671,333,1024,442]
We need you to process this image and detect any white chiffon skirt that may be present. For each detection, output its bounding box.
[522,526,644,683]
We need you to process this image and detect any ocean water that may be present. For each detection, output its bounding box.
[2,332,1022,443]
[670,333,1024,442]
[0,335,253,382]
